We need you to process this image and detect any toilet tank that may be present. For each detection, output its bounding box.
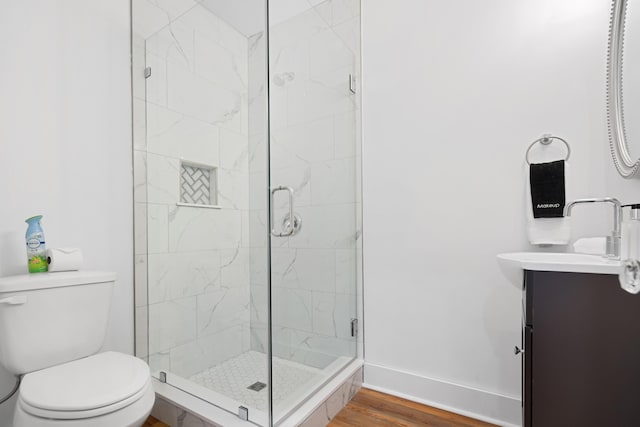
[0,271,116,375]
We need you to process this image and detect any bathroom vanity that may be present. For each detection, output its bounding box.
[498,253,640,427]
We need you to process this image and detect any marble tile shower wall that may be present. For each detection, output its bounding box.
[248,0,362,368]
[133,1,252,378]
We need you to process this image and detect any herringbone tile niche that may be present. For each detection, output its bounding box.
[180,161,217,206]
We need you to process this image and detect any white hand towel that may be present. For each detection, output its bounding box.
[526,162,571,246]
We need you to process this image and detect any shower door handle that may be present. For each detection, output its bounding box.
[270,186,295,237]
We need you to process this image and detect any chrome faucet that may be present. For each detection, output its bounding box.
[563,198,622,259]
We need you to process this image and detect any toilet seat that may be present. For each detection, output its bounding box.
[14,380,154,427]
[18,351,151,420]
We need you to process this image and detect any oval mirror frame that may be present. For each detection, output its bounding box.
[608,0,640,178]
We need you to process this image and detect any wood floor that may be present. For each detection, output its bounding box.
[328,388,497,427]
[144,388,495,427]
[142,416,168,427]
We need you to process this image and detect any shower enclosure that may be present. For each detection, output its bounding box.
[132,0,362,425]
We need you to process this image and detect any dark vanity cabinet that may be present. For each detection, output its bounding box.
[523,271,640,427]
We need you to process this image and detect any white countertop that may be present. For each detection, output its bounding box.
[497,252,621,275]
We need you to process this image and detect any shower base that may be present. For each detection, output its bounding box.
[189,350,323,412]
[153,351,354,425]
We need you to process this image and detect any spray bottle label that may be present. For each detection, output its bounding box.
[26,232,47,273]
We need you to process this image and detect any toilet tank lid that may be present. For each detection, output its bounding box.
[0,271,116,293]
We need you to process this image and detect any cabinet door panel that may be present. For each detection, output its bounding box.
[524,325,532,427]
[530,271,640,427]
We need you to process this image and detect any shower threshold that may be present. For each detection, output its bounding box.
[153,351,353,425]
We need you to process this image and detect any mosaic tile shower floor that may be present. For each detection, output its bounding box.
[189,351,323,411]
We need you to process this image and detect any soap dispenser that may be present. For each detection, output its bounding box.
[622,204,640,260]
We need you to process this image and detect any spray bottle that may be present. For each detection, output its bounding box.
[25,215,48,273]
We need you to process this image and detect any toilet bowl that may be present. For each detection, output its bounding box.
[0,272,155,427]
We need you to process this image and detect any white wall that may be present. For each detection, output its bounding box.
[0,0,132,423]
[362,1,615,425]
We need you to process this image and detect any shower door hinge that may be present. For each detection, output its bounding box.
[144,67,152,79]
[349,74,356,94]
[238,406,249,421]
[159,371,167,383]
[350,318,359,337]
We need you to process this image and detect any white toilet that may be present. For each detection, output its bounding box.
[0,271,154,427]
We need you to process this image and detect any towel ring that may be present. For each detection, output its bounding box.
[525,134,571,165]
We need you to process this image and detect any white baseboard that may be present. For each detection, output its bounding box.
[364,363,522,427]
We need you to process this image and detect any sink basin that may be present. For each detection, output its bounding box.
[497,252,621,275]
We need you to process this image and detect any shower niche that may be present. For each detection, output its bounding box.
[179,161,218,208]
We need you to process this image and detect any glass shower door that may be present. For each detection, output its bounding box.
[134,0,271,424]
[267,1,361,421]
